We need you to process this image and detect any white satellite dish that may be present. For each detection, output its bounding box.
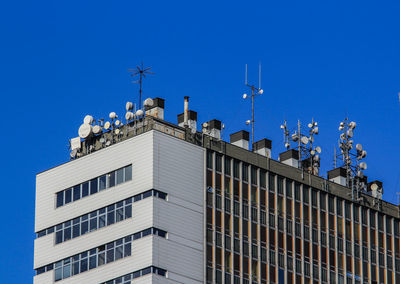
[258,89,264,95]
[243,94,247,99]
[349,121,357,129]
[285,142,290,148]
[280,125,285,129]
[339,126,344,131]
[125,112,134,121]
[311,150,315,155]
[115,129,120,135]
[99,137,105,143]
[202,122,208,128]
[361,150,367,158]
[347,129,353,138]
[78,124,92,139]
[105,140,111,146]
[291,133,298,141]
[115,120,120,126]
[109,112,117,119]
[313,127,319,134]
[83,115,94,124]
[316,146,322,153]
[245,120,251,125]
[360,162,367,170]
[301,136,309,145]
[308,123,313,128]
[125,102,133,111]
[92,125,102,134]
[143,98,154,107]
[356,144,363,151]
[371,183,379,191]
[136,109,144,117]
[104,121,111,130]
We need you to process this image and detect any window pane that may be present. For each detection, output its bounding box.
[55,268,62,281]
[81,221,88,235]
[89,255,96,270]
[124,243,131,257]
[108,171,115,188]
[56,192,64,207]
[73,185,81,201]
[63,263,71,279]
[65,189,72,204]
[80,258,88,273]
[125,165,132,181]
[117,168,124,184]
[125,205,132,218]
[82,182,89,197]
[55,231,63,244]
[90,178,98,194]
[99,175,107,190]
[73,224,80,238]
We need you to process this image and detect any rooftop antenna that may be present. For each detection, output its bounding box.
[128,63,154,109]
[243,63,263,151]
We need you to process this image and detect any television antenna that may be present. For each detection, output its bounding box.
[128,63,154,109]
[335,117,367,200]
[242,63,263,150]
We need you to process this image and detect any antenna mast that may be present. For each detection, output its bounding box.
[242,63,264,151]
[128,63,154,109]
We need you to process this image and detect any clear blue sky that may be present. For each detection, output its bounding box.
[1,0,400,282]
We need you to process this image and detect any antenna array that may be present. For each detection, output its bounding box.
[335,118,367,200]
[242,63,264,150]
[280,119,321,175]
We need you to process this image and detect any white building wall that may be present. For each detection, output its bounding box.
[34,130,205,283]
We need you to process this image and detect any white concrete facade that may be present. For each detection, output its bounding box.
[34,130,205,284]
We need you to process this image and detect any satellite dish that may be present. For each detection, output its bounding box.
[202,122,208,128]
[356,144,363,151]
[115,120,120,126]
[83,115,94,124]
[258,89,264,95]
[339,122,344,127]
[245,120,251,125]
[104,121,111,130]
[125,112,134,121]
[340,133,345,140]
[285,142,290,149]
[78,124,92,139]
[136,109,144,117]
[280,125,285,129]
[371,183,379,191]
[243,94,247,99]
[143,98,154,107]
[313,127,319,134]
[70,149,77,159]
[316,146,322,153]
[109,112,117,119]
[347,129,353,138]
[115,129,120,135]
[291,133,298,141]
[349,121,357,129]
[308,123,313,128]
[222,124,225,129]
[310,150,315,156]
[105,140,111,146]
[361,150,367,158]
[92,125,102,134]
[301,136,309,145]
[99,137,105,143]
[360,162,367,170]
[126,102,133,111]
[339,126,344,131]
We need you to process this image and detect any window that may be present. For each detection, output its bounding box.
[37,227,167,280]
[56,165,132,208]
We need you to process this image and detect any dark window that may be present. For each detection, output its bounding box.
[56,192,64,207]
[65,189,72,204]
[82,182,89,197]
[99,175,107,191]
[90,178,98,194]
[116,168,124,185]
[73,185,81,201]
[125,165,132,181]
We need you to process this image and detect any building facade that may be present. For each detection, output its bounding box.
[34,98,400,284]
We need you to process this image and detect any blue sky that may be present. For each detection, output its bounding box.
[1,0,400,282]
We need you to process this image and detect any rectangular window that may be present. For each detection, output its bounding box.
[90,178,98,194]
[56,192,64,207]
[73,185,81,201]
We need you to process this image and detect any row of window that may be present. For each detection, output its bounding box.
[100,266,167,284]
[56,165,132,208]
[35,227,167,281]
[38,189,167,244]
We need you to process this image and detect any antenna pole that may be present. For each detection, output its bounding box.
[245,64,248,85]
[128,63,154,110]
[251,88,255,149]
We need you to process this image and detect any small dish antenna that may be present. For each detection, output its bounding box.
[104,121,111,130]
[70,149,78,159]
[136,109,144,117]
[115,120,120,126]
[316,146,322,154]
[109,112,117,120]
[99,137,105,143]
[356,144,363,151]
[301,136,309,145]
[371,183,379,191]
[93,125,102,134]
[125,112,134,121]
[115,129,120,135]
[126,102,133,111]
[143,98,154,107]
[78,124,92,139]
[84,115,94,125]
[105,140,111,146]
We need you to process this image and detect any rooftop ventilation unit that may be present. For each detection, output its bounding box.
[145,97,165,120]
[230,130,250,150]
[327,167,347,186]
[202,119,222,139]
[178,111,197,133]
[253,138,272,158]
[279,149,299,168]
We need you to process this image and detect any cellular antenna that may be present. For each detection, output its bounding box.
[128,63,154,109]
[242,63,264,151]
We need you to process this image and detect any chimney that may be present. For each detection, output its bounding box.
[202,119,222,139]
[253,138,272,158]
[230,130,249,150]
[327,167,347,186]
[184,96,189,127]
[177,110,198,133]
[367,180,383,199]
[279,149,299,168]
[145,97,165,120]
